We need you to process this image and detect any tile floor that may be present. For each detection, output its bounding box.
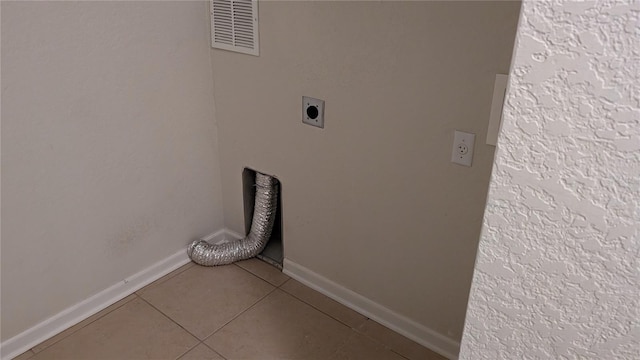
[14,259,447,360]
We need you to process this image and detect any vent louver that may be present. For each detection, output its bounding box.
[211,0,259,56]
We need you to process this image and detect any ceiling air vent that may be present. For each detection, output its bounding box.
[210,0,259,56]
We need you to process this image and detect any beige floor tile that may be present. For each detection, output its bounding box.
[281,279,367,329]
[136,262,194,296]
[12,350,35,360]
[330,332,406,360]
[32,294,137,353]
[205,289,352,360]
[138,264,274,340]
[178,343,225,360]
[234,258,289,286]
[30,298,198,360]
[357,320,447,360]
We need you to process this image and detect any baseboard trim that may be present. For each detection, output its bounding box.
[0,228,244,360]
[201,228,232,244]
[1,231,458,359]
[203,228,243,244]
[1,245,197,360]
[282,258,460,360]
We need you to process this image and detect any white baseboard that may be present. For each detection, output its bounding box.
[4,236,212,360]
[0,228,242,360]
[283,259,460,360]
[202,228,243,244]
[1,230,457,360]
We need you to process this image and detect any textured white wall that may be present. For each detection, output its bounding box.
[461,0,639,358]
[1,1,224,341]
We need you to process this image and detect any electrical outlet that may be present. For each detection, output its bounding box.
[302,96,325,129]
[451,130,475,167]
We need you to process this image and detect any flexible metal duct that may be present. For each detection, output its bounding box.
[187,172,278,266]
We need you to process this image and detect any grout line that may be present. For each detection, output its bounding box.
[232,261,284,288]
[29,294,139,354]
[279,282,367,331]
[353,321,436,360]
[136,263,194,296]
[390,348,412,360]
[12,350,35,360]
[173,341,202,360]
[134,263,203,343]
[351,321,390,347]
[137,296,202,342]
[327,325,412,360]
[278,277,292,289]
[201,285,280,343]
[202,342,228,360]
[138,263,278,344]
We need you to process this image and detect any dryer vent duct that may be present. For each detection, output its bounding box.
[187,172,278,266]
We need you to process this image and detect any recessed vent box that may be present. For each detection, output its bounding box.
[243,168,283,268]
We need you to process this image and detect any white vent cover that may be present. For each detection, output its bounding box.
[210,0,259,56]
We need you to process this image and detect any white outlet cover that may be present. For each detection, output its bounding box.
[302,96,325,129]
[451,130,476,167]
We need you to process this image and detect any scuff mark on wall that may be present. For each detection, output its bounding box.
[108,216,154,256]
